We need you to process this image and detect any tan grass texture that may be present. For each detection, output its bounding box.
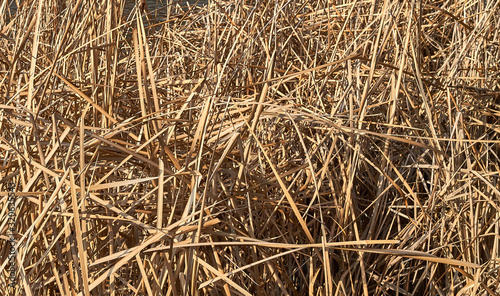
[1,0,500,295]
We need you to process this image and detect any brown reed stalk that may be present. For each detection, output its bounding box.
[1,0,500,295]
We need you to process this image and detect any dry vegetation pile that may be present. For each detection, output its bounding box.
[1,0,500,295]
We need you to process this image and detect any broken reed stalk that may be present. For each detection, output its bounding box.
[1,0,500,295]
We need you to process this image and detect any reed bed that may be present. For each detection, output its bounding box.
[1,0,499,295]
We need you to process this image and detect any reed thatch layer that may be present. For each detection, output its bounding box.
[1,0,499,295]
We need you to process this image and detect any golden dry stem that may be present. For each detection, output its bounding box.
[1,0,499,295]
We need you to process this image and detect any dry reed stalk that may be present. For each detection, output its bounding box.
[1,0,500,295]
